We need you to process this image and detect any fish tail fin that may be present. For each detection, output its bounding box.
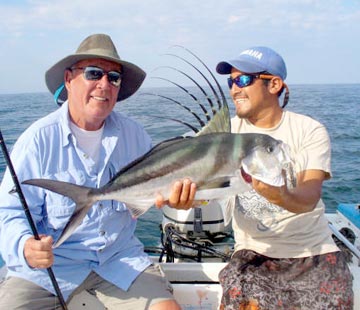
[125,203,152,218]
[22,178,96,248]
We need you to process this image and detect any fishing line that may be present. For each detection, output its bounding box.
[0,129,68,310]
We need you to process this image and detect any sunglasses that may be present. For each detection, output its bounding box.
[70,66,123,87]
[227,74,274,89]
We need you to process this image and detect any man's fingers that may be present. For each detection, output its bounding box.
[189,182,197,201]
[32,235,53,251]
[155,179,197,209]
[24,235,54,268]
[168,181,183,206]
[176,179,191,205]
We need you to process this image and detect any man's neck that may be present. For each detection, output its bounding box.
[248,106,283,128]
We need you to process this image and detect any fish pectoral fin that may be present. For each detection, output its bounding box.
[199,177,232,190]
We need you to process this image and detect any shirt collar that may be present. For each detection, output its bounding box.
[58,101,120,148]
[57,101,73,148]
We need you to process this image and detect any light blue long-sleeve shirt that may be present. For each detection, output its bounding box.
[0,101,153,300]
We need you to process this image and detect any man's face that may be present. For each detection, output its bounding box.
[229,68,270,121]
[65,58,121,130]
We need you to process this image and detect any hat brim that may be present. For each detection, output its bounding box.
[45,54,146,102]
[216,60,266,75]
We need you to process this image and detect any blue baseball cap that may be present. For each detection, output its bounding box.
[216,46,287,80]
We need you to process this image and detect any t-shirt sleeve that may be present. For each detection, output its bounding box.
[294,121,331,179]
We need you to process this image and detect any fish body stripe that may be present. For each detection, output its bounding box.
[101,133,271,194]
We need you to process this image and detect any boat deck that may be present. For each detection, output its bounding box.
[1,206,359,309]
[68,206,360,310]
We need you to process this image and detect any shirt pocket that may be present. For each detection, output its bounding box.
[44,170,87,230]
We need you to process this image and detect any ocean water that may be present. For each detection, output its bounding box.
[0,84,360,251]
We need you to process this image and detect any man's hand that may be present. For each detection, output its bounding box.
[251,178,285,205]
[251,169,326,214]
[24,235,54,269]
[155,179,197,210]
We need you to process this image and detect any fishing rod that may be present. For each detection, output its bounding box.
[0,129,68,310]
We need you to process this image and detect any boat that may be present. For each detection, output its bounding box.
[157,202,360,310]
[0,49,358,309]
[0,202,359,309]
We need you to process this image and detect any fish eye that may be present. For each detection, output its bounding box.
[266,146,274,153]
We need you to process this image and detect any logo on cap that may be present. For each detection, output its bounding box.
[240,49,263,60]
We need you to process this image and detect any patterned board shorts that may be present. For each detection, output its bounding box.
[219,250,353,310]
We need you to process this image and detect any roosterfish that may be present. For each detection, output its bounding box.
[23,47,292,248]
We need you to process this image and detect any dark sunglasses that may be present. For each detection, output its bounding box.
[227,74,274,89]
[70,66,123,87]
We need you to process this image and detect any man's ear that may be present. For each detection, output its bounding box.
[268,76,284,95]
[64,69,72,91]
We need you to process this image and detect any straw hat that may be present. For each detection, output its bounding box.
[45,33,146,102]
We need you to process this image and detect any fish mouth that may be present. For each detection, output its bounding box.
[241,166,252,183]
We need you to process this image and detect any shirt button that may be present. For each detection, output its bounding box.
[99,230,105,236]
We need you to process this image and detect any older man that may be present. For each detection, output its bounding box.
[0,33,194,310]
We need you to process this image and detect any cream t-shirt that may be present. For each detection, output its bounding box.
[230,111,339,258]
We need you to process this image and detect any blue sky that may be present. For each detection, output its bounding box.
[0,0,359,94]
